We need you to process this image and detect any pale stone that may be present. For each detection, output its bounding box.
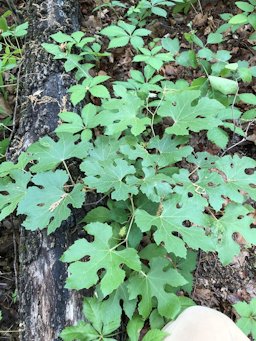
[163,306,249,341]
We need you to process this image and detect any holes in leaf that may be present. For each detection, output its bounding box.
[81,255,90,263]
[176,203,181,209]
[172,101,176,106]
[245,168,255,175]
[37,203,45,207]
[244,168,255,175]
[182,220,191,227]
[187,192,193,198]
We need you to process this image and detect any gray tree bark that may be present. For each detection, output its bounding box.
[7,1,89,340]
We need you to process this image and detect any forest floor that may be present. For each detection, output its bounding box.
[0,0,255,340]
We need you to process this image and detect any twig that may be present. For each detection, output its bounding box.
[221,120,255,157]
[12,231,19,301]
[197,0,203,14]
[62,160,75,186]
[9,59,23,142]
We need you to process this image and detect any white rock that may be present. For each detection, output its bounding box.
[163,306,249,341]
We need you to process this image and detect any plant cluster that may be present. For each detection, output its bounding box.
[0,10,28,158]
[234,298,256,340]
[0,0,256,340]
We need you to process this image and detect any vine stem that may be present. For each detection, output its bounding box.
[62,160,75,186]
[125,195,135,248]
[221,119,255,157]
[110,195,135,251]
[147,90,165,138]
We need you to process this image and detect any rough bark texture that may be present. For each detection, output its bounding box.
[7,1,88,340]
[8,0,79,160]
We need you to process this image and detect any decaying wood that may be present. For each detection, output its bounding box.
[6,1,90,340]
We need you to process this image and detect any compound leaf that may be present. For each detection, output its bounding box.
[98,91,150,136]
[0,170,30,220]
[158,90,224,135]
[135,194,214,258]
[62,222,141,295]
[28,134,90,172]
[17,170,85,233]
[128,257,186,319]
[210,204,256,265]
[82,158,138,201]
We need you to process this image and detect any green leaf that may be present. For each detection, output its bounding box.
[186,153,256,211]
[239,67,252,83]
[152,6,167,17]
[172,250,197,293]
[127,315,144,341]
[162,37,180,54]
[135,194,213,258]
[83,207,112,223]
[89,85,110,98]
[142,329,168,341]
[128,257,185,319]
[71,31,85,43]
[234,301,252,318]
[211,204,256,265]
[229,13,248,25]
[0,16,8,32]
[56,111,84,134]
[133,28,151,36]
[207,127,229,148]
[12,22,28,37]
[0,171,30,220]
[98,91,150,136]
[28,134,90,172]
[130,36,144,49]
[68,84,87,105]
[62,222,141,295]
[207,33,223,44]
[51,32,74,43]
[60,321,97,341]
[208,76,238,95]
[248,13,256,29]
[90,75,110,86]
[176,50,197,68]
[56,104,99,140]
[100,25,127,37]
[235,1,254,12]
[118,20,136,35]
[147,135,193,167]
[109,36,130,48]
[216,50,232,62]
[234,298,256,339]
[0,153,31,177]
[158,90,224,135]
[17,170,85,233]
[149,309,165,330]
[41,43,65,59]
[241,108,256,120]
[127,167,173,202]
[239,93,256,105]
[214,154,256,204]
[104,283,137,319]
[83,297,121,335]
[82,158,138,201]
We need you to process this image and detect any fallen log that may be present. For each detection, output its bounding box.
[7,1,88,340]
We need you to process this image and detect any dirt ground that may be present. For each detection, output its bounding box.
[0,0,255,340]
